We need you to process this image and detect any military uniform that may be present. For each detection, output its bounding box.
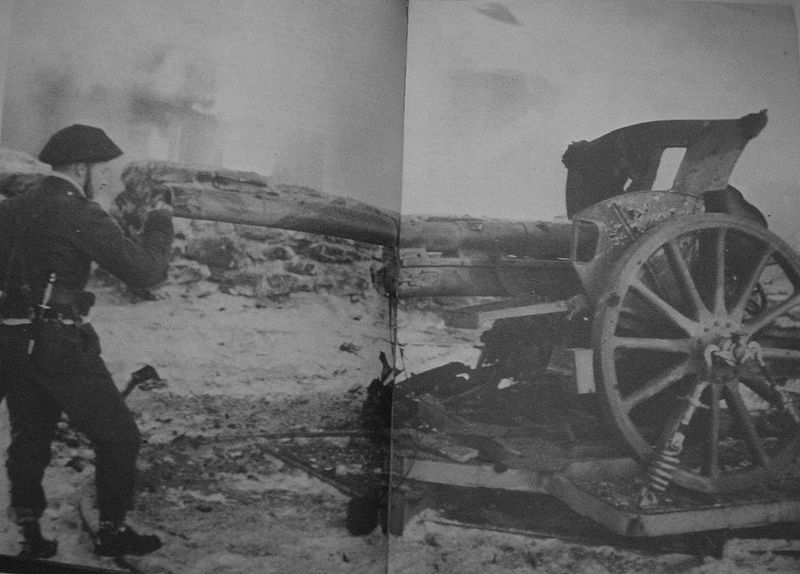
[0,126,172,557]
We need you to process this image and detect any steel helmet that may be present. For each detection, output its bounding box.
[38,124,123,167]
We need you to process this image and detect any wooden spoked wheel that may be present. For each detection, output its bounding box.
[594,214,800,493]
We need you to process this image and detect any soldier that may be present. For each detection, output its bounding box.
[0,125,173,558]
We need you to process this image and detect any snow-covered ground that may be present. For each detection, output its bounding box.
[0,286,797,573]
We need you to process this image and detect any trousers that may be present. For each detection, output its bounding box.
[0,322,140,524]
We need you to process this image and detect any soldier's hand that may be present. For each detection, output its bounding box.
[145,187,173,216]
[150,200,173,214]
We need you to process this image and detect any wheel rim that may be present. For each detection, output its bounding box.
[594,214,800,493]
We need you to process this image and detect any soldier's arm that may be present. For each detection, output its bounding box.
[71,202,173,289]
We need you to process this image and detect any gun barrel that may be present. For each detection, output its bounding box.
[121,162,399,246]
[120,163,574,259]
[399,216,571,258]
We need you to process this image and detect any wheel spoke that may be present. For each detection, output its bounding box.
[743,293,800,336]
[621,359,692,412]
[724,384,771,468]
[730,247,774,320]
[707,384,722,481]
[630,279,697,335]
[665,239,708,319]
[758,346,800,363]
[612,336,693,354]
[713,227,727,314]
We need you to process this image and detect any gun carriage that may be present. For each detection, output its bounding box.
[384,110,800,537]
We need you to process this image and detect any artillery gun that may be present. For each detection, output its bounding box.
[5,109,797,538]
[383,110,800,537]
[391,110,800,495]
[117,109,800,538]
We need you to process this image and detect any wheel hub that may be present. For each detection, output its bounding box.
[694,317,750,378]
[696,317,740,347]
[703,335,758,365]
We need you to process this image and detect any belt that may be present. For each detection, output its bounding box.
[2,296,92,321]
[0,317,78,326]
[1,318,32,326]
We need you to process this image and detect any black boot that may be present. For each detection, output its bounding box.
[18,519,58,560]
[95,522,162,556]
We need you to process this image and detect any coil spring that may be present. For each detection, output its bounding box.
[644,446,681,493]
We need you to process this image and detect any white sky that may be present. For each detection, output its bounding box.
[403,0,800,245]
[0,0,407,211]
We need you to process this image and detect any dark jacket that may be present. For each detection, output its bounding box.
[0,174,172,316]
